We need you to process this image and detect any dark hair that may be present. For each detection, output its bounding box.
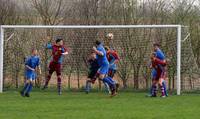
[56,36,63,43]
[95,40,101,46]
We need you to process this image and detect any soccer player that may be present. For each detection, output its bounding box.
[153,43,168,97]
[150,43,168,97]
[42,37,69,95]
[105,46,120,92]
[92,40,117,96]
[20,49,41,97]
[85,52,100,93]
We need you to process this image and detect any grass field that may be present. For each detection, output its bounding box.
[0,90,200,119]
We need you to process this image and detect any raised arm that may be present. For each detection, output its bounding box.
[93,46,103,56]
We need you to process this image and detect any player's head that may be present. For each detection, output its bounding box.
[31,48,38,56]
[153,43,160,51]
[56,36,63,46]
[95,40,102,47]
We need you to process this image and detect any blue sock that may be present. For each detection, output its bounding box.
[104,82,111,93]
[102,77,115,89]
[27,83,33,94]
[85,81,91,92]
[22,83,29,93]
[162,81,168,96]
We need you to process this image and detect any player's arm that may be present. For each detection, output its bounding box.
[61,47,69,55]
[93,46,103,56]
[26,65,35,71]
[112,51,120,64]
[25,58,35,71]
[35,65,42,75]
[152,57,166,66]
[62,52,69,55]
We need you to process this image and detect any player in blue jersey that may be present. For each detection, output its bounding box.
[92,40,117,96]
[149,43,168,97]
[20,49,41,97]
[153,43,168,97]
[105,46,120,92]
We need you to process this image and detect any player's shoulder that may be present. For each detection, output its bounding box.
[35,56,40,59]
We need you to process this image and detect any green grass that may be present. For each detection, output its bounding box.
[0,90,200,119]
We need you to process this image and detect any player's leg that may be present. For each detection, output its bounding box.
[161,70,168,96]
[159,78,165,97]
[42,62,54,90]
[56,64,62,95]
[24,79,33,97]
[108,69,119,92]
[158,68,168,97]
[98,66,113,94]
[85,70,97,93]
[20,79,30,97]
[149,69,157,97]
[162,80,168,96]
[103,76,116,92]
[20,72,32,97]
[85,79,92,93]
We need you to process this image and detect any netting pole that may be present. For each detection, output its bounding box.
[177,25,181,95]
[0,26,4,93]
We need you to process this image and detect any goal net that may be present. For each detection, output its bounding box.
[0,25,183,95]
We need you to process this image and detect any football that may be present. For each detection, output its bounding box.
[107,33,114,40]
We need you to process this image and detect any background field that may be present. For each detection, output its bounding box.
[0,90,200,119]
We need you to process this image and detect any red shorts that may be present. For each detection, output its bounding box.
[49,61,62,76]
[155,69,166,81]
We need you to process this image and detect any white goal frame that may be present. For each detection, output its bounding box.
[0,25,182,95]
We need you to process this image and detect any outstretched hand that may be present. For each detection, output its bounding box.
[92,46,97,52]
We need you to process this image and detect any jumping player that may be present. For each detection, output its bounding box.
[42,37,69,95]
[105,46,120,92]
[20,49,41,97]
[85,52,100,93]
[93,40,117,96]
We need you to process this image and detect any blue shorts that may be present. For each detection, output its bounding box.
[98,64,109,75]
[26,71,36,81]
[151,69,157,79]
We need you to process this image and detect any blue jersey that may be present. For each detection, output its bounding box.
[155,48,166,71]
[25,55,40,80]
[155,49,165,60]
[25,55,40,71]
[96,44,109,66]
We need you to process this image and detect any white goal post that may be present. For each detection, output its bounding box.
[0,25,182,95]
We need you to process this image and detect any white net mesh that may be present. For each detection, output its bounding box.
[2,26,197,93]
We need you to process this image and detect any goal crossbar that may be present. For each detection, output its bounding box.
[0,25,182,95]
